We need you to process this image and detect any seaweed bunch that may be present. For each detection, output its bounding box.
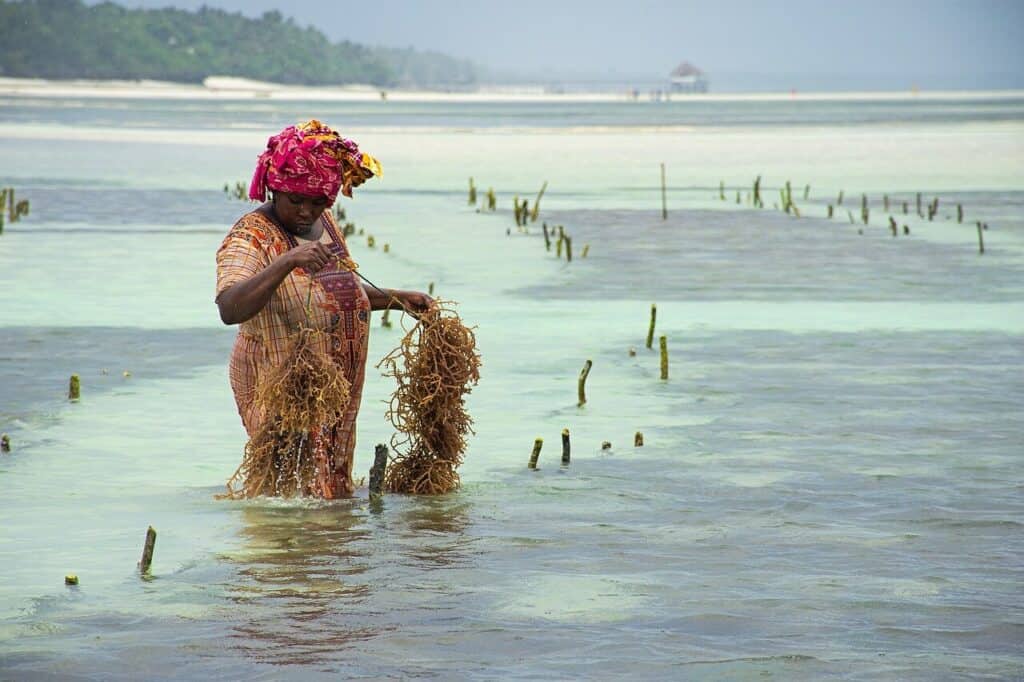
[224,326,351,498]
[377,300,481,494]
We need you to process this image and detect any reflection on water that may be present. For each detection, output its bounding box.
[220,496,473,667]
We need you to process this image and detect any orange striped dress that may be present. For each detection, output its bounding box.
[215,210,370,498]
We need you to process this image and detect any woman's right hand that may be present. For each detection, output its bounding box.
[285,241,333,273]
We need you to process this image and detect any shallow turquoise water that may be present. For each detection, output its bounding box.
[1,97,1022,679]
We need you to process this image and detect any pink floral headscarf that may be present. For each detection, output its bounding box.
[248,119,382,203]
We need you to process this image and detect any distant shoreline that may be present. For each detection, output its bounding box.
[1,76,1022,103]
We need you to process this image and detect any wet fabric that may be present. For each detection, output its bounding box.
[216,210,370,498]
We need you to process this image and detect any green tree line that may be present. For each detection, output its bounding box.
[0,0,478,88]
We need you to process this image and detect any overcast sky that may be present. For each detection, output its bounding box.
[104,0,1024,90]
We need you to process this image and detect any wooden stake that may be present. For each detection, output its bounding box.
[957,203,963,223]
[803,184,810,200]
[381,308,392,328]
[659,336,669,380]
[977,221,985,254]
[428,282,435,296]
[753,176,762,208]
[367,235,375,248]
[916,192,922,217]
[861,194,869,225]
[837,190,844,205]
[382,243,390,253]
[138,526,156,574]
[1,434,9,453]
[369,443,388,497]
[827,204,833,219]
[468,177,476,205]
[660,163,667,220]
[556,233,563,258]
[542,222,551,251]
[646,304,657,349]
[634,431,644,447]
[577,359,593,407]
[528,438,542,469]
[889,216,898,237]
[69,374,80,401]
[719,180,725,201]
[530,181,547,222]
[487,187,496,211]
[581,244,590,258]
[565,235,572,262]
[883,194,890,212]
[561,429,571,465]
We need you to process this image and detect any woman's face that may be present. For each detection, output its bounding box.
[273,191,331,235]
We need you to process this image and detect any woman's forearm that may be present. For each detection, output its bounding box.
[217,255,295,325]
[362,283,403,311]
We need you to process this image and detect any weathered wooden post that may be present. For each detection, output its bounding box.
[382,243,390,253]
[827,204,834,219]
[837,190,844,206]
[138,526,156,575]
[367,235,376,248]
[381,308,392,328]
[542,222,551,251]
[577,359,593,407]
[861,194,869,225]
[957,204,963,223]
[369,444,388,497]
[735,190,741,204]
[556,232,564,258]
[565,235,572,262]
[634,432,644,447]
[916,192,923,217]
[528,438,543,469]
[903,201,909,214]
[753,176,762,208]
[928,197,939,221]
[659,335,669,380]
[581,244,590,258]
[468,177,476,205]
[719,180,725,201]
[785,180,793,213]
[513,196,521,225]
[530,181,547,222]
[803,184,810,200]
[488,187,496,211]
[69,374,81,401]
[646,304,657,349]
[428,282,435,296]
[883,194,890,212]
[889,216,898,237]
[561,429,571,465]
[1,434,9,453]
[661,163,668,220]
[977,221,985,254]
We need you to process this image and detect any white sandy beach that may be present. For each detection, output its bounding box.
[1,76,1021,103]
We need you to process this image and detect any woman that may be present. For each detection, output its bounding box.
[216,120,430,498]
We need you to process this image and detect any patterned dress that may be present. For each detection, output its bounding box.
[216,209,370,498]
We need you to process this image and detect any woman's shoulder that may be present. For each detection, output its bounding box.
[224,210,285,253]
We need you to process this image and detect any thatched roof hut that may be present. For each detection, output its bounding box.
[670,62,708,93]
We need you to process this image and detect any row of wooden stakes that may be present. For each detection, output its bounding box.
[527,429,647,469]
[717,176,990,253]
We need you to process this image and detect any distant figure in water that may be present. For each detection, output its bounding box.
[215,120,431,497]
